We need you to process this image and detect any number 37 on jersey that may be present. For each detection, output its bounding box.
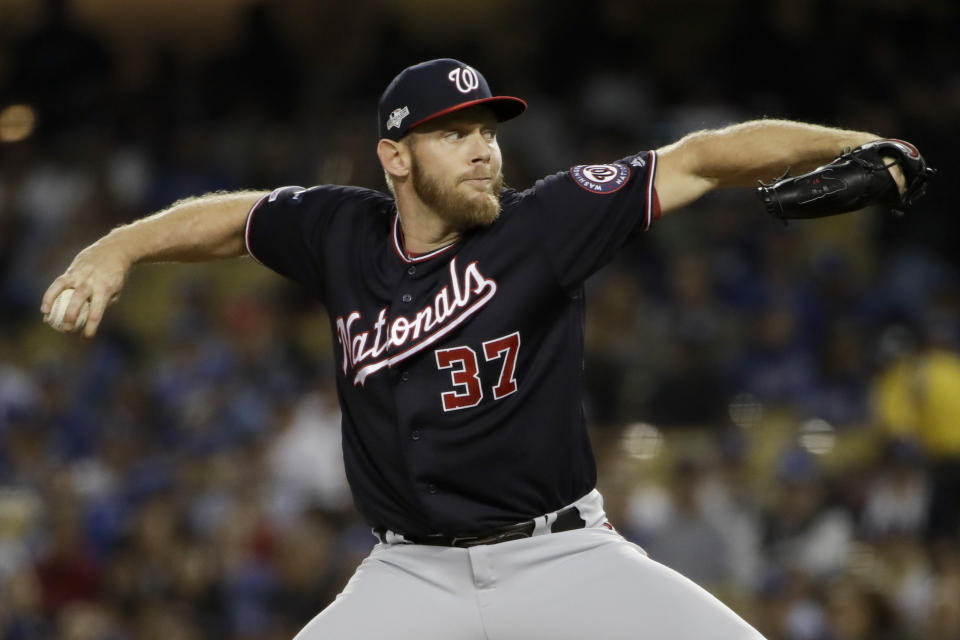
[434,331,520,412]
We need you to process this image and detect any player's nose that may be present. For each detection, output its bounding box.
[467,130,492,163]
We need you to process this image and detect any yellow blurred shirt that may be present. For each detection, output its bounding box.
[873,349,960,458]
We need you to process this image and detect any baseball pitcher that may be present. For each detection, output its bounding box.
[43,59,933,639]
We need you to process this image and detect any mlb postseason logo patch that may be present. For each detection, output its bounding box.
[570,163,630,194]
[386,106,410,131]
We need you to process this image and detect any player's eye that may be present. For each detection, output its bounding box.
[482,129,497,142]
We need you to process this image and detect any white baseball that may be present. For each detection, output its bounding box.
[45,288,90,332]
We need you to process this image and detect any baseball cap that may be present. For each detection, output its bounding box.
[378,58,526,141]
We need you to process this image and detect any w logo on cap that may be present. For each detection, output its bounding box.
[448,66,480,94]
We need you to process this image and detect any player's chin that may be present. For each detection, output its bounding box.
[449,195,500,230]
[466,198,501,228]
[458,182,495,203]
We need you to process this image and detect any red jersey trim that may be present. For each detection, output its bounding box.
[244,192,272,265]
[645,150,659,231]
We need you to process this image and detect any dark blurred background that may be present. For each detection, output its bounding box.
[1,0,959,639]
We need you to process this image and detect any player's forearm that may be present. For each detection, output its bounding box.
[41,190,266,336]
[102,191,266,265]
[679,119,877,188]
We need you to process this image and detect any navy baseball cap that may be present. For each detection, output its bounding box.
[378,58,527,141]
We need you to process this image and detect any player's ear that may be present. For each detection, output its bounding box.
[377,139,411,179]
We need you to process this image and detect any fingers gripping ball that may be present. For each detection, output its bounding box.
[45,288,90,332]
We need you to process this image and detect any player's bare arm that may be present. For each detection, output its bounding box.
[653,119,897,215]
[41,190,266,337]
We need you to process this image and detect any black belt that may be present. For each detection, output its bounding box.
[390,505,587,548]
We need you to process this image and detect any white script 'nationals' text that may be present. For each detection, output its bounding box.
[335,257,498,385]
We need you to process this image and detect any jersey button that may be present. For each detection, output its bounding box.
[401,293,413,303]
[400,371,410,381]
[411,429,421,440]
[427,483,438,494]
[407,266,417,276]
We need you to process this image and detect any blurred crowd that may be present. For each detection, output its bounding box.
[1,0,959,639]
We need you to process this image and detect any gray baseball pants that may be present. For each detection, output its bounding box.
[293,491,766,640]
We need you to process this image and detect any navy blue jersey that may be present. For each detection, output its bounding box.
[245,152,659,536]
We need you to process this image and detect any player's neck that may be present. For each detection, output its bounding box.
[395,199,461,254]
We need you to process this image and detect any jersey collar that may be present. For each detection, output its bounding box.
[392,212,459,263]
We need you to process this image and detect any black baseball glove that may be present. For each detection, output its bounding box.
[757,139,936,220]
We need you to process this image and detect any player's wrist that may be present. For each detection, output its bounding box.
[845,132,880,153]
[98,226,140,268]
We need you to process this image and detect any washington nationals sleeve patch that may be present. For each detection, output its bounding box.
[570,163,631,194]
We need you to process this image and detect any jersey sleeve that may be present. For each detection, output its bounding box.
[244,185,334,295]
[526,150,660,291]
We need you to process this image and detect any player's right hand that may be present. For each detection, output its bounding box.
[41,239,131,338]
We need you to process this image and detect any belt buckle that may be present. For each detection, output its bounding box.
[450,536,491,548]
[449,534,482,547]
[452,521,534,547]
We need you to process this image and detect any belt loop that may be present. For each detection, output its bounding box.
[533,512,552,536]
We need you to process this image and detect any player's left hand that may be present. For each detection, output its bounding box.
[868,139,935,207]
[884,156,907,194]
[757,138,935,220]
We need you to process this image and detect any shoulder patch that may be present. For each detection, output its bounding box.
[570,163,630,194]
